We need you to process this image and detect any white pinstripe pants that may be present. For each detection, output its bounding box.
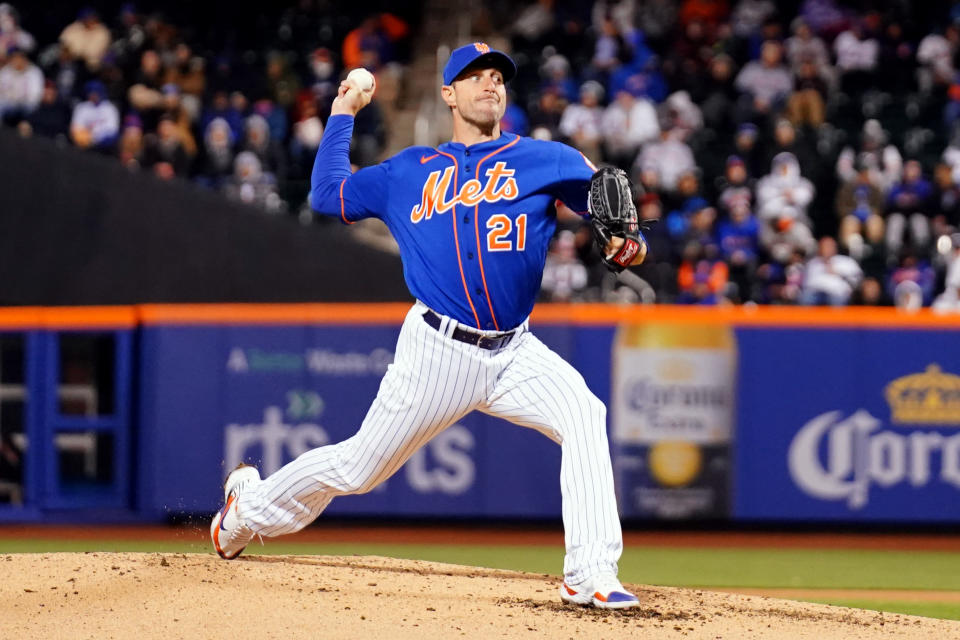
[237,302,623,584]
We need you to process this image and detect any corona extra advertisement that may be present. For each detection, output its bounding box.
[735,328,960,522]
[611,323,736,519]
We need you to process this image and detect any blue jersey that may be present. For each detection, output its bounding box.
[310,115,596,331]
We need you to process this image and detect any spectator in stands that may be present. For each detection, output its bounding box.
[127,48,165,131]
[539,54,578,104]
[755,247,805,303]
[608,53,668,104]
[685,198,718,249]
[559,80,605,163]
[511,0,557,54]
[632,192,676,295]
[59,7,111,73]
[143,114,190,179]
[664,90,703,139]
[289,92,322,178]
[44,44,80,103]
[850,276,889,306]
[761,118,818,179]
[21,79,70,141]
[916,26,959,95]
[676,241,729,305]
[730,0,776,39]
[718,199,760,302]
[69,79,118,152]
[727,121,764,178]
[887,249,936,307]
[696,53,737,135]
[601,89,659,169]
[637,0,677,53]
[307,47,338,113]
[798,0,847,40]
[158,83,197,157]
[264,51,300,111]
[833,19,880,96]
[879,20,915,94]
[591,0,636,37]
[634,126,697,194]
[786,59,828,128]
[679,0,730,31]
[541,230,589,302]
[0,4,34,55]
[734,40,793,126]
[835,156,885,258]
[885,159,933,255]
[196,116,235,189]
[345,13,409,71]
[117,113,145,169]
[800,236,863,305]
[589,16,630,81]
[109,2,146,75]
[715,154,754,215]
[0,47,42,126]
[932,162,960,235]
[855,214,889,282]
[201,90,244,143]
[757,151,817,260]
[945,81,960,134]
[240,113,286,186]
[784,18,830,74]
[222,150,285,214]
[162,42,205,123]
[836,119,903,194]
[666,18,714,93]
[528,87,565,141]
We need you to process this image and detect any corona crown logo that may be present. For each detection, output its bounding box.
[473,42,491,54]
[884,364,960,425]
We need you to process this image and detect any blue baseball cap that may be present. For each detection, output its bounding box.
[443,42,516,86]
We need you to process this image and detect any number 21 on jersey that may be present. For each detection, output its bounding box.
[486,214,527,252]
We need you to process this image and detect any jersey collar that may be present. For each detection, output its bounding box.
[438,132,517,154]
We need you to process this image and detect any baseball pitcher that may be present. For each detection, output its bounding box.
[212,42,647,609]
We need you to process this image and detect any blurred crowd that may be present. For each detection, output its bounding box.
[484,0,960,309]
[5,1,960,310]
[0,2,412,214]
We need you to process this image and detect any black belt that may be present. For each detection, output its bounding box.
[422,310,515,350]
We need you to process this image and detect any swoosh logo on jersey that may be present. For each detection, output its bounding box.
[420,153,439,164]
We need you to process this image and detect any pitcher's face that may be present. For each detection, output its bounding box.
[444,67,507,130]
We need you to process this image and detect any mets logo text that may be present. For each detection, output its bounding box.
[410,161,519,222]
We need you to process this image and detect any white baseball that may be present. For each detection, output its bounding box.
[346,68,375,93]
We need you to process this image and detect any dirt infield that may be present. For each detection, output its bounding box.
[3,552,958,640]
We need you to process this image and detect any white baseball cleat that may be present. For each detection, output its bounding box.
[210,463,261,560]
[559,573,640,609]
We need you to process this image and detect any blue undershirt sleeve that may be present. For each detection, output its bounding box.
[309,114,388,223]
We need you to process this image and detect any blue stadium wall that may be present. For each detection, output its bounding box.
[2,304,959,525]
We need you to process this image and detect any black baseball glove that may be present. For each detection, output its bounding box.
[587,166,644,273]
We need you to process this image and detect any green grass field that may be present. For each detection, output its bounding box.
[2,537,957,621]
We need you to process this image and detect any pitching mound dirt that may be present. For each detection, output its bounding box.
[2,553,957,639]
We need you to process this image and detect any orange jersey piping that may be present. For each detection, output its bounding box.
[435,149,482,329]
[472,135,520,331]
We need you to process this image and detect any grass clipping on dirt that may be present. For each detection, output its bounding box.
[2,552,957,640]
